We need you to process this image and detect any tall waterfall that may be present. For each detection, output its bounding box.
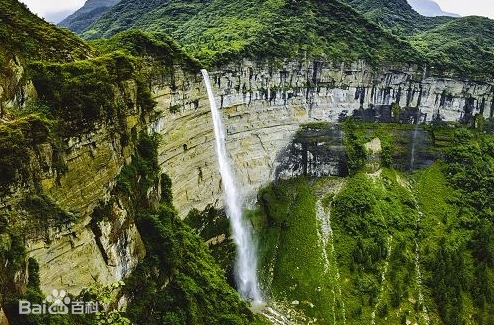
[201,69,262,303]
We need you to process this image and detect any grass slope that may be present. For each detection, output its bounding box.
[252,124,494,324]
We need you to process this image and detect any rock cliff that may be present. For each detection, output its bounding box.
[1,55,491,301]
[153,59,493,216]
[0,59,148,296]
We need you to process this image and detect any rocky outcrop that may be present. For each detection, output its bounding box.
[0,70,147,297]
[275,124,348,179]
[152,59,493,216]
[0,57,35,120]
[0,307,8,325]
[0,120,147,295]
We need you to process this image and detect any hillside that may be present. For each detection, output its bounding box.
[82,0,204,39]
[0,0,94,64]
[58,0,121,33]
[248,123,494,325]
[338,0,454,35]
[411,16,494,77]
[338,0,494,76]
[81,0,421,66]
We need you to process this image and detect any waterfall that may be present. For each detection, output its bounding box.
[410,125,418,171]
[410,110,421,171]
[201,69,262,303]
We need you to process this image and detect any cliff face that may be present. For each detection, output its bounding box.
[152,59,494,216]
[24,123,146,295]
[0,57,35,119]
[0,63,147,296]
[1,56,491,299]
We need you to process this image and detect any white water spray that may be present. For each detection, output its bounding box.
[201,69,262,303]
[410,110,421,171]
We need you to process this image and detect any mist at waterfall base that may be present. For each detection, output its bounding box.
[201,69,263,304]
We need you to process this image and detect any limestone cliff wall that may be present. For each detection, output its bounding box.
[0,74,147,296]
[26,123,146,295]
[152,59,494,217]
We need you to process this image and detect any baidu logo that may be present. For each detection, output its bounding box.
[19,289,99,315]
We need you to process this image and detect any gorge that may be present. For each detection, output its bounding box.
[2,0,494,324]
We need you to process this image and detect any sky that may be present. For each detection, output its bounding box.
[433,0,494,19]
[19,0,494,23]
[20,0,86,23]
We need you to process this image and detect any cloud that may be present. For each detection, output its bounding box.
[43,10,74,24]
[20,0,85,18]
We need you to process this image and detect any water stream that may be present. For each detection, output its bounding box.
[201,69,262,303]
[409,110,421,171]
[316,199,346,325]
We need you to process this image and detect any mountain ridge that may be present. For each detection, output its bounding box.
[0,0,94,64]
[81,0,422,67]
[338,0,455,35]
[58,0,120,33]
[407,0,460,18]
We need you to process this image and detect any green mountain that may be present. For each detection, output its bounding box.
[81,0,422,66]
[77,0,494,76]
[0,0,93,64]
[338,0,455,36]
[338,0,494,77]
[58,0,121,34]
[82,0,204,39]
[411,16,494,77]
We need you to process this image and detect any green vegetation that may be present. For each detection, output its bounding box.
[90,30,200,71]
[249,124,494,324]
[0,114,58,191]
[0,0,92,68]
[411,16,494,77]
[81,0,218,40]
[185,206,237,280]
[77,0,494,76]
[342,120,368,174]
[339,0,494,77]
[81,0,421,67]
[125,207,265,325]
[21,194,77,241]
[338,0,453,36]
[254,177,330,320]
[116,135,267,325]
[28,51,142,134]
[114,132,161,208]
